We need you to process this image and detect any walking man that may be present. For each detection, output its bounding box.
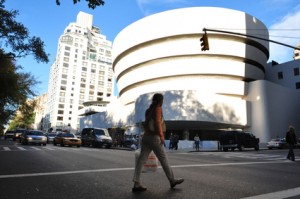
[286,125,297,161]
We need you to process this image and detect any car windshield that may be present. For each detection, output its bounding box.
[62,134,75,138]
[94,129,109,136]
[28,131,44,136]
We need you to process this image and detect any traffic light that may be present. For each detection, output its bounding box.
[200,32,209,51]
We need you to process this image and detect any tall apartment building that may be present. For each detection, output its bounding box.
[44,12,114,132]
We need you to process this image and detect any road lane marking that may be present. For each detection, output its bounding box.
[44,147,55,150]
[0,160,291,179]
[17,147,26,151]
[3,147,10,151]
[31,147,41,150]
[241,187,300,199]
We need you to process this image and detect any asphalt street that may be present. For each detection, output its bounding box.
[0,139,299,199]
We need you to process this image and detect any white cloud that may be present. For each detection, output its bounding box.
[268,5,300,63]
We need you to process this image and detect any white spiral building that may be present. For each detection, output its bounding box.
[81,7,300,145]
[112,7,268,135]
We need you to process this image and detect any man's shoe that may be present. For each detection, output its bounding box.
[170,178,184,188]
[132,185,147,192]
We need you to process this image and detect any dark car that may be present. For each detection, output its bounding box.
[219,131,260,151]
[4,130,15,140]
[14,129,27,141]
[81,128,112,148]
[46,133,57,143]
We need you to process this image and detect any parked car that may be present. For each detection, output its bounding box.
[267,138,288,149]
[4,130,15,140]
[219,130,260,151]
[20,130,47,146]
[81,128,112,148]
[46,133,57,143]
[14,129,27,141]
[53,133,81,147]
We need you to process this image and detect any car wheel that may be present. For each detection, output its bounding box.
[255,145,259,151]
[238,145,244,151]
[61,141,64,147]
[77,145,80,148]
[92,141,97,148]
[43,143,46,146]
[53,141,57,146]
[223,147,228,152]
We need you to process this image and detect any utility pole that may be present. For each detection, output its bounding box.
[203,28,300,51]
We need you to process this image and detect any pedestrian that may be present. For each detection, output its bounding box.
[194,134,200,151]
[173,134,179,150]
[169,133,174,149]
[286,125,297,161]
[132,93,184,192]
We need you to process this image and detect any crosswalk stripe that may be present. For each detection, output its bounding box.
[44,147,55,150]
[3,147,11,151]
[190,152,292,161]
[17,147,26,151]
[30,147,41,151]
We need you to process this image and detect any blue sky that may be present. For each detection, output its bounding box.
[3,0,300,96]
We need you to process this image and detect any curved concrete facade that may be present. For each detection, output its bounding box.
[113,7,269,107]
[80,7,300,145]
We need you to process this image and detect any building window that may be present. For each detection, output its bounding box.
[64,52,70,56]
[62,74,67,79]
[296,82,300,89]
[294,68,299,76]
[90,53,97,61]
[60,86,66,91]
[57,116,63,121]
[58,110,64,114]
[63,63,69,68]
[278,72,283,79]
[65,46,71,51]
[61,80,67,85]
[58,104,64,108]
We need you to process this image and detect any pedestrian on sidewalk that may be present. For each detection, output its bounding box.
[286,125,297,161]
[194,134,200,151]
[132,93,184,192]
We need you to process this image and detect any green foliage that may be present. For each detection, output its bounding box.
[0,0,49,130]
[0,0,49,62]
[8,100,37,130]
[56,0,105,9]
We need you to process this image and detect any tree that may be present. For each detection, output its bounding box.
[0,0,49,62]
[56,0,105,9]
[0,0,49,131]
[8,99,37,130]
